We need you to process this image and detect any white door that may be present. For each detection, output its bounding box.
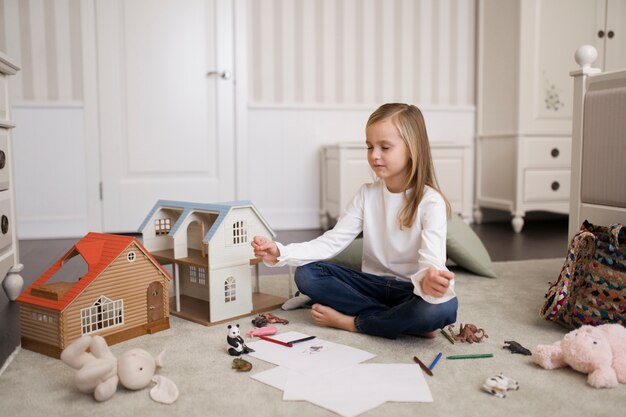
[96,0,236,232]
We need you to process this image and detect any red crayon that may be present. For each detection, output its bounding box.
[259,335,293,347]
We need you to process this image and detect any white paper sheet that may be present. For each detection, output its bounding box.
[284,363,433,401]
[250,366,296,391]
[247,331,375,372]
[247,333,433,417]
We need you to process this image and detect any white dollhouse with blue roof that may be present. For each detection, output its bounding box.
[138,200,283,325]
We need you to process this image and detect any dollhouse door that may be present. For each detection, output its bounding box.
[147,281,164,322]
[96,0,237,232]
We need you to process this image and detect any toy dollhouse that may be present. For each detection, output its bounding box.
[138,200,285,326]
[17,233,171,358]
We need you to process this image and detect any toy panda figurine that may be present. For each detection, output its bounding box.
[227,324,255,356]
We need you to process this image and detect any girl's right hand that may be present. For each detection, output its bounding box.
[252,236,280,265]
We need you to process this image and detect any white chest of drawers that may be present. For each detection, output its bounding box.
[0,52,23,301]
[320,142,473,229]
[476,134,571,233]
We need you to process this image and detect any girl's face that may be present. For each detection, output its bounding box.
[365,118,411,193]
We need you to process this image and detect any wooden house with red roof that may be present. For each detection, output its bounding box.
[16,232,171,358]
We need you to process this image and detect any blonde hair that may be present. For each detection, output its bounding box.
[366,103,451,228]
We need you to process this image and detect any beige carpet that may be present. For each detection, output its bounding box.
[1,258,624,417]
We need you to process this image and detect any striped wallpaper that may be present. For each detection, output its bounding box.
[0,0,83,102]
[1,0,476,106]
[247,0,476,107]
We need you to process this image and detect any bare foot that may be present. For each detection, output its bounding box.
[310,304,357,332]
[416,331,437,339]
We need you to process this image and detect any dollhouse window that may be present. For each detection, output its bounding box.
[198,267,206,285]
[127,251,136,262]
[155,218,171,235]
[224,277,236,302]
[80,296,124,335]
[232,221,248,245]
[31,312,55,324]
[189,266,197,283]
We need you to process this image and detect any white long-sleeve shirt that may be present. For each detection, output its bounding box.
[273,180,456,304]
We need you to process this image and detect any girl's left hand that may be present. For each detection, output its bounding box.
[421,268,455,298]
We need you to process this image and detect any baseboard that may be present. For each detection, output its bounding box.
[0,345,21,377]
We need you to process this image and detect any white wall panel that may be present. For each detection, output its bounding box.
[3,0,477,236]
[12,105,90,238]
[246,0,476,230]
[2,0,93,239]
[248,106,475,229]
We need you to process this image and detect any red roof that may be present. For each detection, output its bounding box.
[17,232,171,311]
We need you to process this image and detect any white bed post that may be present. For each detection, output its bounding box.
[568,46,601,241]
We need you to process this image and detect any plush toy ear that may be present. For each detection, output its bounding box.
[155,349,166,368]
[61,335,96,369]
[532,341,567,369]
[150,375,179,404]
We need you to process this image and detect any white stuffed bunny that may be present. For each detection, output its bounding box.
[61,335,178,403]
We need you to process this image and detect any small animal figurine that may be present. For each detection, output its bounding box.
[232,358,253,372]
[259,312,289,325]
[483,373,519,398]
[226,324,255,356]
[503,340,531,355]
[251,315,269,327]
[447,323,488,343]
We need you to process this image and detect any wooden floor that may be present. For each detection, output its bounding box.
[17,217,570,282]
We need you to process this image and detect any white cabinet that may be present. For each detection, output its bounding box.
[475,0,626,232]
[319,144,374,229]
[594,0,626,71]
[0,51,23,301]
[320,143,472,229]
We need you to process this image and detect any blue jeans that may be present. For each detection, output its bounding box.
[294,262,458,339]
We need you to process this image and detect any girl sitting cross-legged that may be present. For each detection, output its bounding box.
[252,103,458,340]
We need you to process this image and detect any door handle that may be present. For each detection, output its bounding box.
[207,70,231,80]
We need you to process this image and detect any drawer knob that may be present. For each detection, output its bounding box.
[550,148,559,158]
[0,150,5,169]
[1,215,8,234]
[551,181,560,191]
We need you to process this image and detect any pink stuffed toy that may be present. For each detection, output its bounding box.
[246,325,278,338]
[532,324,626,388]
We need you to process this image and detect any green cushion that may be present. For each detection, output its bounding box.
[328,215,496,278]
[328,238,363,272]
[446,215,497,278]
